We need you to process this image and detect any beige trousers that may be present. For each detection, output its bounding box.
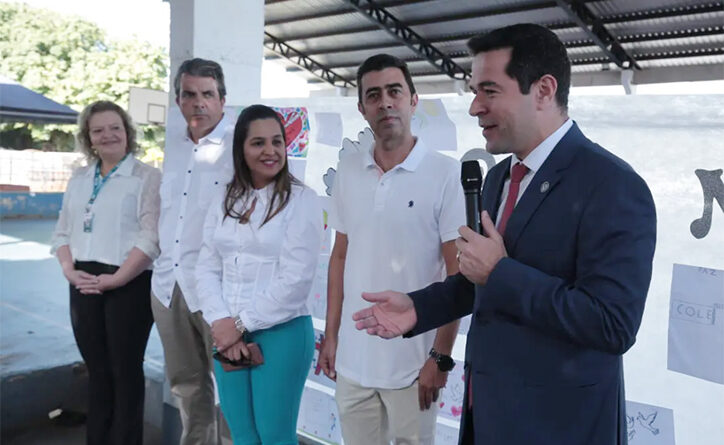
[151,284,230,445]
[335,374,438,445]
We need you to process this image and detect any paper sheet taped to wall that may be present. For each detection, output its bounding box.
[667,263,724,384]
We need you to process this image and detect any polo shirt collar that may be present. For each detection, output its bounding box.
[363,137,427,172]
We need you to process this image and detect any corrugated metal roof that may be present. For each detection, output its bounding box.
[264,0,724,92]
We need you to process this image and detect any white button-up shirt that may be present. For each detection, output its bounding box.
[51,155,161,265]
[329,138,466,388]
[195,183,323,332]
[151,113,235,311]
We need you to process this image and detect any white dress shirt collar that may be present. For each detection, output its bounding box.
[84,154,135,178]
[512,118,572,175]
[184,113,231,145]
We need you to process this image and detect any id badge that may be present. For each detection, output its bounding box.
[83,211,94,233]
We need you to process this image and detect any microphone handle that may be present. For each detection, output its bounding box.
[465,191,483,234]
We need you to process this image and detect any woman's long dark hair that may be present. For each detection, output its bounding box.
[224,104,300,226]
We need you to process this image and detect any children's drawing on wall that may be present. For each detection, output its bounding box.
[273,106,310,157]
[308,255,330,321]
[307,329,335,389]
[668,264,724,384]
[434,422,461,445]
[314,112,343,148]
[625,400,675,444]
[297,387,342,443]
[438,359,465,421]
[412,98,457,152]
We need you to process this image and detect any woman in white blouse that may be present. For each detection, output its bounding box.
[196,104,322,443]
[51,101,160,445]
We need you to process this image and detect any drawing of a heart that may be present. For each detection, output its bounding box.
[281,112,303,148]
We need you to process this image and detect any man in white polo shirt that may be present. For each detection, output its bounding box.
[151,58,234,445]
[319,54,465,444]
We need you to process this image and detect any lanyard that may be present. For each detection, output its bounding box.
[87,153,129,209]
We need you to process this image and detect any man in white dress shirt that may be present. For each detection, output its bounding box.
[318,54,465,444]
[151,58,235,445]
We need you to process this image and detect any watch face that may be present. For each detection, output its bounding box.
[438,356,455,372]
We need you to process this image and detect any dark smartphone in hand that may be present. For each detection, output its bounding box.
[213,342,264,372]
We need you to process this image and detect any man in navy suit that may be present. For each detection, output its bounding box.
[352,24,656,445]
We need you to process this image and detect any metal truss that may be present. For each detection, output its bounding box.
[263,32,355,88]
[266,0,434,26]
[344,0,469,80]
[555,0,640,69]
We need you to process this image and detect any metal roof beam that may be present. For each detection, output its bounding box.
[571,47,724,65]
[264,32,356,88]
[323,51,470,71]
[270,2,722,51]
[265,1,608,43]
[344,0,469,80]
[555,0,639,69]
[266,0,435,26]
[566,25,724,48]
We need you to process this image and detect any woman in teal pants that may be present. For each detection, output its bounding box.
[196,104,322,444]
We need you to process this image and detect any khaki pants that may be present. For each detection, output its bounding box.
[335,374,438,445]
[151,284,230,445]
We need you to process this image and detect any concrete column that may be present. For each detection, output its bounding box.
[169,0,263,106]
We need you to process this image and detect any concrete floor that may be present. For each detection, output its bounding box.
[0,219,165,444]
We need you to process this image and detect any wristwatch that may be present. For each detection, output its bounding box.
[233,315,246,335]
[429,348,455,372]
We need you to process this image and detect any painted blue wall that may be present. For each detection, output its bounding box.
[0,192,63,219]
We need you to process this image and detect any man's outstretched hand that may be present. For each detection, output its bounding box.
[352,291,417,338]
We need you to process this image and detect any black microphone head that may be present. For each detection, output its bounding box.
[461,160,482,193]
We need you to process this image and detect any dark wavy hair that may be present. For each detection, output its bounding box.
[224,104,300,226]
[467,23,571,111]
[76,101,137,160]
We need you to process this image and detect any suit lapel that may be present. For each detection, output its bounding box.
[504,123,585,252]
[481,156,510,219]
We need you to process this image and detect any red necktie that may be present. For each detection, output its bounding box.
[497,162,529,235]
[468,162,529,411]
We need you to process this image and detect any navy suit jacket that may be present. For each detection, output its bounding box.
[408,123,656,445]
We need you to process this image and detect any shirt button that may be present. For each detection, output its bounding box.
[183,192,187,196]
[187,170,191,173]
[194,149,198,152]
[179,216,183,219]
[214,181,218,185]
[174,263,178,267]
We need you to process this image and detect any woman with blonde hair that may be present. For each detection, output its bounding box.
[51,100,160,445]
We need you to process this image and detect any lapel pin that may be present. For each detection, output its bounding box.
[540,181,550,193]
[408,200,414,207]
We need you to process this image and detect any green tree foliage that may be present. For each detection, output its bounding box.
[0,2,168,160]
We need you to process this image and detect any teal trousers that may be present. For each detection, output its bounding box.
[213,315,314,445]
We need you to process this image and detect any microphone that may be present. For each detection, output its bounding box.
[461,160,483,234]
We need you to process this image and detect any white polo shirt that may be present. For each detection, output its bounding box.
[152,113,235,311]
[329,137,465,389]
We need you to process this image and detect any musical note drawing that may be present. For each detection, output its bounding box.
[690,169,724,239]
